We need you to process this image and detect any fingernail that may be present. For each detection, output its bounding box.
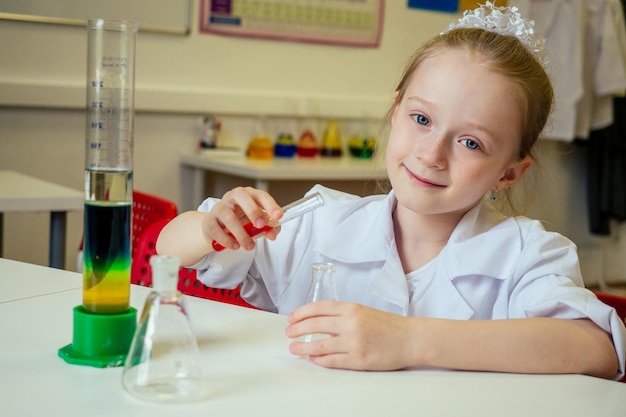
[245,242,255,251]
[255,217,265,228]
[232,242,240,250]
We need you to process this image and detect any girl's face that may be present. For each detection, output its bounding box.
[386,49,531,221]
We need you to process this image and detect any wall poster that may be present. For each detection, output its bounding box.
[199,0,385,47]
[407,0,508,13]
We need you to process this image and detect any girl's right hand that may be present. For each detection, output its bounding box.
[203,186,283,251]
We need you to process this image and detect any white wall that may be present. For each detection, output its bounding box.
[0,2,451,117]
[0,2,624,286]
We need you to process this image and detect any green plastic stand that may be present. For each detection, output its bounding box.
[58,305,137,368]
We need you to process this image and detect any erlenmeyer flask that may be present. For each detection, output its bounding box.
[122,255,203,403]
[299,262,338,343]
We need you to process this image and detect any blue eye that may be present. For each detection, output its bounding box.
[413,114,429,126]
[461,138,480,150]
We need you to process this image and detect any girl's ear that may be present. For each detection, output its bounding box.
[497,156,532,190]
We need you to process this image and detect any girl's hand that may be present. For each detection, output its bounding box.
[203,186,282,251]
[286,301,421,371]
[287,301,620,379]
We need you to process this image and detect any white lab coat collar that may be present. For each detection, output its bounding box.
[443,201,521,282]
[314,191,516,280]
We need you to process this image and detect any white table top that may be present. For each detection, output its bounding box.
[0,258,81,303]
[2,259,626,417]
[0,170,83,212]
[180,151,388,181]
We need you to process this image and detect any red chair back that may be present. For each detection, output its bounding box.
[595,292,626,324]
[131,190,177,260]
[132,219,257,309]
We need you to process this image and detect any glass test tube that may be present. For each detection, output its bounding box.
[211,192,325,251]
[83,20,139,314]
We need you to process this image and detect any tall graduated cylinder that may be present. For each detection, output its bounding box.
[83,20,139,314]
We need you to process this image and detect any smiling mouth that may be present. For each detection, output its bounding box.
[404,166,445,188]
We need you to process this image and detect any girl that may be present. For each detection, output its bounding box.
[157,3,625,379]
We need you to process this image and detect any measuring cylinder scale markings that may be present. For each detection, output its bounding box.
[83,19,139,315]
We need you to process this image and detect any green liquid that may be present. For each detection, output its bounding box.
[83,170,132,314]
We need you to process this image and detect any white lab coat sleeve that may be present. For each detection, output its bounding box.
[508,223,626,380]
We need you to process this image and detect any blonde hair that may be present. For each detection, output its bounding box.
[377,28,554,214]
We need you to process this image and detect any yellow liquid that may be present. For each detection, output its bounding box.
[83,268,131,314]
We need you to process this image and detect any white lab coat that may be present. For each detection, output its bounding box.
[194,184,626,378]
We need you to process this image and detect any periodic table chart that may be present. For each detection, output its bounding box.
[199,0,385,47]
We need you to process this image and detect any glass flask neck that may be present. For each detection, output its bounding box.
[150,255,180,293]
[306,262,338,303]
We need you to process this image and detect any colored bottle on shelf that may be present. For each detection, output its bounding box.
[296,129,319,157]
[247,136,274,159]
[248,117,274,159]
[348,136,376,159]
[320,120,342,157]
[274,132,297,157]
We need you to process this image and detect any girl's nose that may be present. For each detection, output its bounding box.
[416,134,447,169]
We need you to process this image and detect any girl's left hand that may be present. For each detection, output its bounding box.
[286,301,420,371]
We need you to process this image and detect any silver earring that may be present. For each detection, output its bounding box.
[490,190,497,201]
